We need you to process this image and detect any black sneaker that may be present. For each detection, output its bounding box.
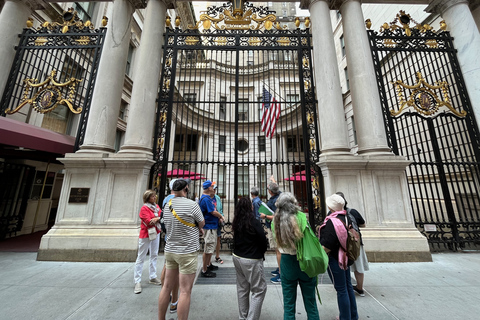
[201,270,216,278]
[207,264,219,271]
[353,285,365,297]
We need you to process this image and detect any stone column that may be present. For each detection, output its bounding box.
[340,0,391,155]
[470,0,480,32]
[120,0,167,154]
[307,0,351,155]
[0,0,31,99]
[79,0,134,153]
[304,0,431,262]
[38,0,156,262]
[427,0,480,127]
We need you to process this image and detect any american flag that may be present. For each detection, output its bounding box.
[261,87,281,139]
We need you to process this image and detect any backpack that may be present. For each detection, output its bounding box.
[341,215,361,263]
[296,222,328,278]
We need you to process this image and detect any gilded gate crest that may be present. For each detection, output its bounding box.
[390,72,466,118]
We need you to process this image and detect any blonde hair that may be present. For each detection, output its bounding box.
[273,192,303,249]
[143,189,156,203]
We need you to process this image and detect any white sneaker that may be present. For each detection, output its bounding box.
[134,282,142,294]
[149,278,162,285]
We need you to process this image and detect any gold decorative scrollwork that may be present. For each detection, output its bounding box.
[391,72,466,118]
[185,36,199,45]
[186,2,308,32]
[314,195,320,210]
[307,112,314,125]
[309,138,316,152]
[36,7,102,32]
[371,10,446,34]
[6,70,83,115]
[159,112,167,122]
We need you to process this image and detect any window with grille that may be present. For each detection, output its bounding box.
[238,99,248,121]
[186,134,198,152]
[220,96,226,120]
[287,136,297,152]
[174,134,183,151]
[258,136,266,152]
[219,135,226,152]
[257,165,267,197]
[184,93,196,106]
[238,166,249,196]
[217,165,226,196]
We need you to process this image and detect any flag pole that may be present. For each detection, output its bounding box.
[261,80,287,103]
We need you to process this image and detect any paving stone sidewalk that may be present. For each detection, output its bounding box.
[1,252,479,320]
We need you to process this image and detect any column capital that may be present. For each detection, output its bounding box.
[300,0,358,10]
[426,0,469,14]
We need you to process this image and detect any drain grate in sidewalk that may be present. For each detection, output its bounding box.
[195,267,332,285]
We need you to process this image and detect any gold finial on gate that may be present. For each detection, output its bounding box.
[175,16,181,27]
[365,19,372,30]
[440,20,447,31]
[304,17,311,28]
[102,16,108,27]
[166,16,171,28]
[295,17,300,28]
[26,17,34,28]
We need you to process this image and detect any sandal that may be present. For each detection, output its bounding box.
[215,257,224,264]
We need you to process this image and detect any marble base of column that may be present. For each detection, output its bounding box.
[318,154,432,262]
[38,152,154,262]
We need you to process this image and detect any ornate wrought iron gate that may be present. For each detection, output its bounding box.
[152,2,323,248]
[0,9,106,150]
[368,12,480,250]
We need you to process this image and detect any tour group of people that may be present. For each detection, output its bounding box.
[134,177,369,320]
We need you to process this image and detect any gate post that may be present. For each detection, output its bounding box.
[427,0,480,129]
[38,0,154,262]
[0,0,32,100]
[315,0,431,262]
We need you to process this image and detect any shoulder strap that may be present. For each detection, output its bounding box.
[169,199,196,228]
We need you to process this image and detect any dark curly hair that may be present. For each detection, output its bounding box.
[232,197,254,234]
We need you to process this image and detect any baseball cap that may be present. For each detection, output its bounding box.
[172,178,191,191]
[169,179,177,190]
[202,180,216,189]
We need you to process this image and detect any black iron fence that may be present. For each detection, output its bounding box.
[368,13,480,250]
[152,3,324,250]
[0,11,106,150]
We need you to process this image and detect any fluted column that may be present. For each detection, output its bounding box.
[308,0,350,155]
[120,0,167,154]
[0,0,31,99]
[427,0,480,127]
[470,0,480,32]
[79,0,134,153]
[339,0,391,155]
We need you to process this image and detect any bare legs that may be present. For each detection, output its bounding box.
[160,265,179,303]
[354,271,364,291]
[158,269,195,320]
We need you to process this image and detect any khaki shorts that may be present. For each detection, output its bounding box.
[266,228,277,249]
[203,229,217,254]
[165,252,198,274]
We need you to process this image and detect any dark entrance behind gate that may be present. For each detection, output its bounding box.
[152,2,324,249]
[368,12,480,251]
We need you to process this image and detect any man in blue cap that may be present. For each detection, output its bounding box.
[199,180,224,277]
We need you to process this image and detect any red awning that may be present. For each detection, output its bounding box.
[0,116,75,154]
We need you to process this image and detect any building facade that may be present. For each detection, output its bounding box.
[1,0,479,261]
